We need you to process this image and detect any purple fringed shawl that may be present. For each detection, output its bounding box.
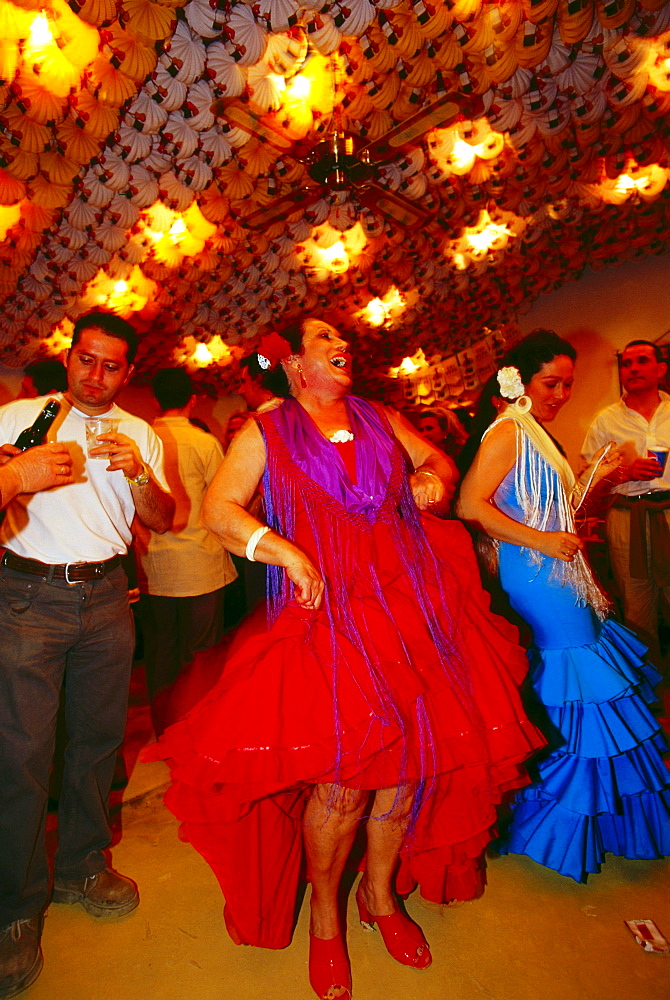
[265,395,394,518]
[258,394,475,705]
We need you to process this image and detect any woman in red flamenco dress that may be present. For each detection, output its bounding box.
[149,317,543,1000]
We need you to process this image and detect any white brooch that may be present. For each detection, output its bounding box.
[257,353,271,370]
[497,366,525,400]
[329,430,354,443]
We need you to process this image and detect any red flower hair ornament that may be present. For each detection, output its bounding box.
[256,331,294,371]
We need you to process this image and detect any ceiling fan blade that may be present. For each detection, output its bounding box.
[359,94,484,164]
[244,187,324,228]
[211,98,295,152]
[355,183,433,228]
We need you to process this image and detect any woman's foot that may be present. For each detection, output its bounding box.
[356,881,431,970]
[308,932,352,1000]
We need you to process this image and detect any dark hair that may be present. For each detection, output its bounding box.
[456,373,504,476]
[239,353,263,379]
[239,322,305,398]
[189,417,211,434]
[418,409,449,434]
[623,340,663,363]
[152,368,193,410]
[472,373,503,432]
[501,328,576,386]
[23,358,68,394]
[71,310,139,364]
[257,320,305,399]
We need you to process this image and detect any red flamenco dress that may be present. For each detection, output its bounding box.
[149,397,542,949]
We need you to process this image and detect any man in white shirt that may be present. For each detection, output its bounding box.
[0,311,173,1000]
[135,368,236,735]
[581,340,670,661]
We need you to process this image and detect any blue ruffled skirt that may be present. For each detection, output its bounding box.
[497,542,670,882]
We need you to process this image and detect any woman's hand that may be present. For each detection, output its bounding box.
[409,468,446,511]
[590,442,622,485]
[538,530,583,562]
[285,556,325,610]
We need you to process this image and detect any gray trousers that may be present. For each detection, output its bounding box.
[0,565,134,924]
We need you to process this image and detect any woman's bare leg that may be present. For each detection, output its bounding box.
[303,783,368,939]
[357,784,430,968]
[357,784,414,915]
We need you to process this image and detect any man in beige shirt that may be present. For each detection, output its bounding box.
[135,369,236,734]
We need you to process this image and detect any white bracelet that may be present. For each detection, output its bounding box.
[245,525,270,562]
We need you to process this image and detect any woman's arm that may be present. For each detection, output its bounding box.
[457,421,582,563]
[202,420,324,608]
[386,408,459,510]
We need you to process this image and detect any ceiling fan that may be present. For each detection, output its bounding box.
[213,89,483,230]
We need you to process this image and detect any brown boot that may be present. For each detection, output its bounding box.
[0,917,43,999]
[52,868,139,918]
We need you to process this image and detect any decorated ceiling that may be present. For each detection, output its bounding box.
[0,0,669,392]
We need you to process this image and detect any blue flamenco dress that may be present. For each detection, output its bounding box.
[494,433,670,882]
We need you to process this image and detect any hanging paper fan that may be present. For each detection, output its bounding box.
[123,0,178,44]
[225,4,268,66]
[102,23,159,82]
[72,0,118,27]
[56,120,104,164]
[160,19,207,83]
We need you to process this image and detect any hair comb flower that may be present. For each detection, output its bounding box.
[255,331,293,371]
[497,366,525,400]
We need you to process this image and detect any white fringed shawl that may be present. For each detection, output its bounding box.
[483,408,609,620]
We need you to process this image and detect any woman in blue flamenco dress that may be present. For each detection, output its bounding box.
[148,317,544,1000]
[459,328,670,883]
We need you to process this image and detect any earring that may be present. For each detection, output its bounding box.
[513,395,532,414]
[296,362,307,388]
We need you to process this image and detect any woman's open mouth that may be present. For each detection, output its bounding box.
[330,355,350,370]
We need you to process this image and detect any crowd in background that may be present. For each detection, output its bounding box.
[0,317,668,1000]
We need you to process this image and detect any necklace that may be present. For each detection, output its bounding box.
[328,429,354,443]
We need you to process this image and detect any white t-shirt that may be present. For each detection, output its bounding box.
[581,391,670,497]
[0,395,167,564]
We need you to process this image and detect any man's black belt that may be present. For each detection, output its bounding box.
[2,551,121,584]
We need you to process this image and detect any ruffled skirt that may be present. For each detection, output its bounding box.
[148,517,543,946]
[498,543,670,882]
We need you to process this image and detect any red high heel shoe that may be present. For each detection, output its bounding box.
[356,888,432,970]
[308,932,352,1000]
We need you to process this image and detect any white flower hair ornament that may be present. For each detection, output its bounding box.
[496,366,532,414]
[257,353,271,370]
[497,366,525,399]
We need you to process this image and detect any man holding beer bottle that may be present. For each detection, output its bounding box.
[0,311,173,998]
